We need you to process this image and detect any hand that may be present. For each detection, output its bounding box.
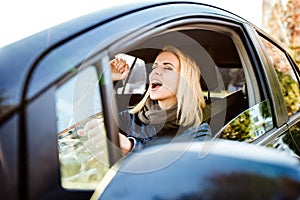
[77,118,132,155]
[110,58,129,81]
[119,133,133,155]
[77,118,106,153]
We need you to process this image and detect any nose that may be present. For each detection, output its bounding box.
[151,66,162,76]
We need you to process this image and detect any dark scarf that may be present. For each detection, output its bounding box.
[137,98,179,129]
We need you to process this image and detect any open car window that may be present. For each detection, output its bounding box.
[112,25,258,134]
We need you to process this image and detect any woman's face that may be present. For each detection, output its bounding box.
[149,51,180,109]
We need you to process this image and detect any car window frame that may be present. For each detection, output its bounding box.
[251,30,290,127]
[20,4,300,198]
[249,30,300,148]
[108,18,270,135]
[22,34,122,199]
[258,35,300,115]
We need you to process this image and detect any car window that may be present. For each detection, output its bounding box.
[55,66,109,190]
[217,100,274,142]
[112,25,261,134]
[285,121,300,157]
[259,37,300,117]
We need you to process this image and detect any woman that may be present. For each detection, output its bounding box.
[82,45,211,153]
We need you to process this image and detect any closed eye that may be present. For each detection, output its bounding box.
[163,62,175,68]
[152,63,175,70]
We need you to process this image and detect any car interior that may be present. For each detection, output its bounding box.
[113,28,249,134]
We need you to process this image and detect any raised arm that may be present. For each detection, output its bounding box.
[110,58,130,81]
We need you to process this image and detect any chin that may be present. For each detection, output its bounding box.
[149,95,159,100]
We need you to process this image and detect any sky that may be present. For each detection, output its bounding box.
[0,0,263,48]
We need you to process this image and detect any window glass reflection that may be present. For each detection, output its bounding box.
[260,37,300,116]
[267,122,300,159]
[55,67,109,190]
[283,122,300,157]
[218,100,273,142]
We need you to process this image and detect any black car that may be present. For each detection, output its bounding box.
[1,1,300,199]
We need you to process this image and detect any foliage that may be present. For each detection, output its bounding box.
[264,0,300,67]
[219,110,255,141]
[283,122,300,156]
[276,69,300,115]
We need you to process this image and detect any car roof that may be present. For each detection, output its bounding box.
[0,0,249,121]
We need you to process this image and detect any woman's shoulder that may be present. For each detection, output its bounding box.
[118,109,143,125]
[180,122,212,140]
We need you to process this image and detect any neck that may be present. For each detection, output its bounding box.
[158,98,177,110]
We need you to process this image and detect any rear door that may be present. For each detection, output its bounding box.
[254,31,300,158]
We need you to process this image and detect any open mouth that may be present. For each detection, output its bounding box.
[151,80,162,90]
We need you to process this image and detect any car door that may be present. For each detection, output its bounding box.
[24,39,120,199]
[21,6,177,199]
[254,31,300,158]
[23,3,240,199]
[217,26,300,158]
[107,9,295,158]
[18,2,299,200]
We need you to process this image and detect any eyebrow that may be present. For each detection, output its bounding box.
[153,62,175,68]
[163,62,175,67]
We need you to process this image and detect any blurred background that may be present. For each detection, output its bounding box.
[0,0,300,65]
[262,0,300,66]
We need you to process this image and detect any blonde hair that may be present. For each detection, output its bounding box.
[130,45,206,127]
